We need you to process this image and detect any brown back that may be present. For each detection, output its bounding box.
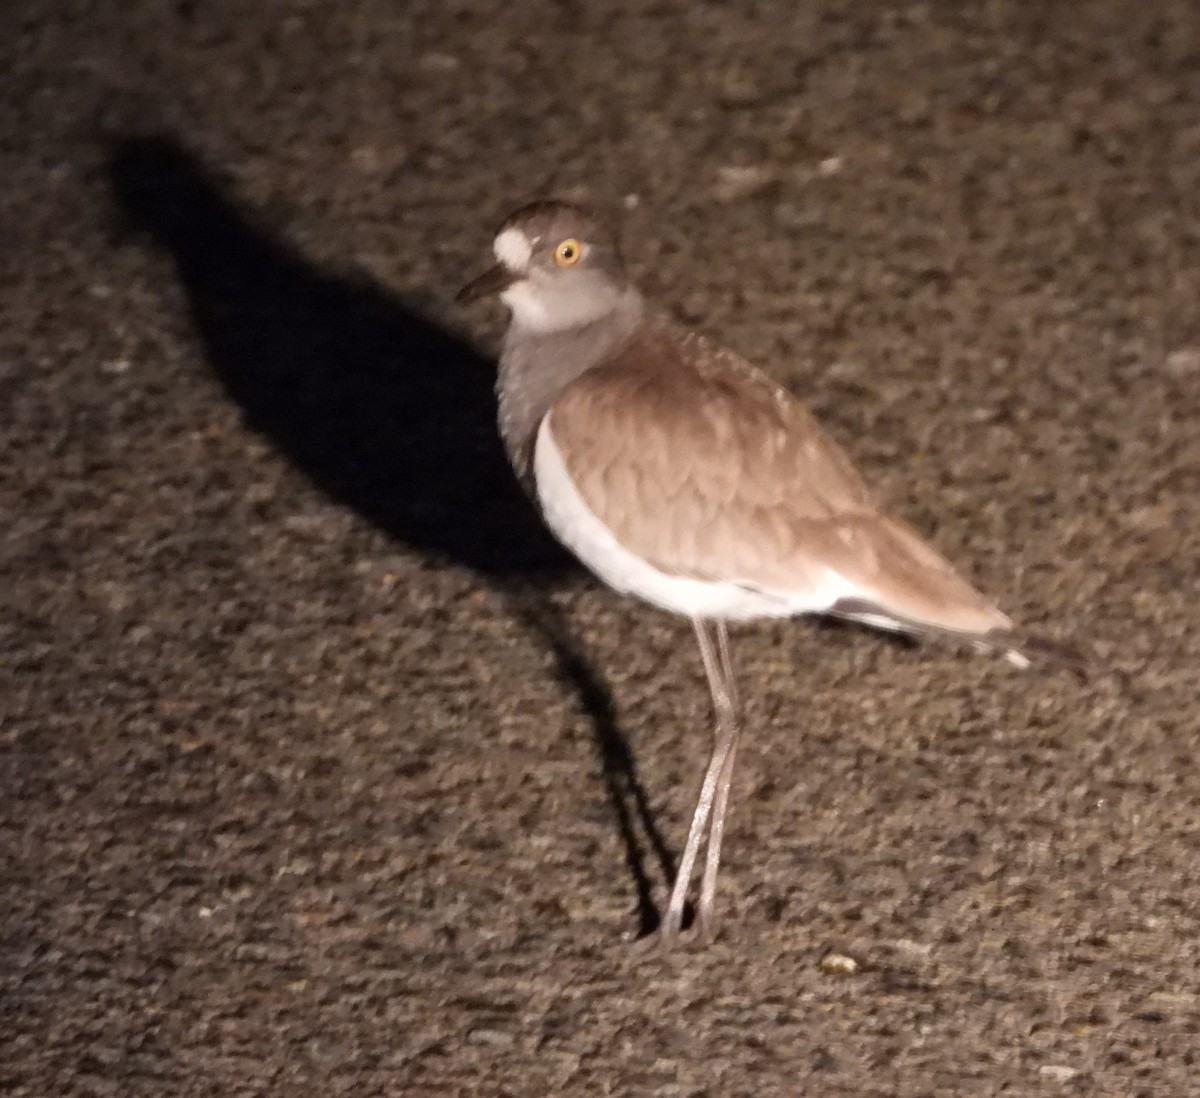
[546,319,1010,635]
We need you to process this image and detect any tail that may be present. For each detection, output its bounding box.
[830,597,1098,679]
[985,629,1096,680]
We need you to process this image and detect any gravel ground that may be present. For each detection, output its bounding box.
[3,1,1199,1095]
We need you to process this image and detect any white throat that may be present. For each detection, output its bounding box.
[500,282,630,333]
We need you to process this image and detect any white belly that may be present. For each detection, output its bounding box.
[532,418,853,621]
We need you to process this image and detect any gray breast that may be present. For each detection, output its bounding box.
[496,298,644,484]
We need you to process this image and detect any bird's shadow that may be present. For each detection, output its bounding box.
[104,134,673,936]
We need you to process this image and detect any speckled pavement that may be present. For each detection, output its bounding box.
[3,2,1199,1094]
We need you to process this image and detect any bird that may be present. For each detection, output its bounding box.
[457,200,1082,946]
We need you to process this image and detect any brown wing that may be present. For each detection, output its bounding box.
[546,321,1009,635]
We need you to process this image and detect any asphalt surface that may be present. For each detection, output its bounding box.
[3,1,1199,1095]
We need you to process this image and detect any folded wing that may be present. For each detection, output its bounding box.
[544,320,1010,637]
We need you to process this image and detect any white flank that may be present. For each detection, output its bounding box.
[533,417,856,621]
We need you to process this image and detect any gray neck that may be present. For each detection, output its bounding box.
[496,289,643,481]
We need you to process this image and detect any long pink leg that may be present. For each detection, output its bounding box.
[660,618,741,946]
[696,620,741,940]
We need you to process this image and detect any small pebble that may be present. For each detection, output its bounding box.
[714,164,774,202]
[1038,1064,1079,1082]
[819,952,858,974]
[1165,348,1200,376]
[467,1028,515,1047]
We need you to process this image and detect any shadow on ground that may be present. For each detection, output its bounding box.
[106,135,559,578]
[104,136,675,934]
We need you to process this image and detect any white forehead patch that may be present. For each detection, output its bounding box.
[494,226,533,270]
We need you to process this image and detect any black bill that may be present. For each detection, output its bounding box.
[456,263,518,304]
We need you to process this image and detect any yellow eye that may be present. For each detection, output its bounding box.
[554,238,583,266]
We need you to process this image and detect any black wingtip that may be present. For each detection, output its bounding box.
[1007,631,1097,680]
